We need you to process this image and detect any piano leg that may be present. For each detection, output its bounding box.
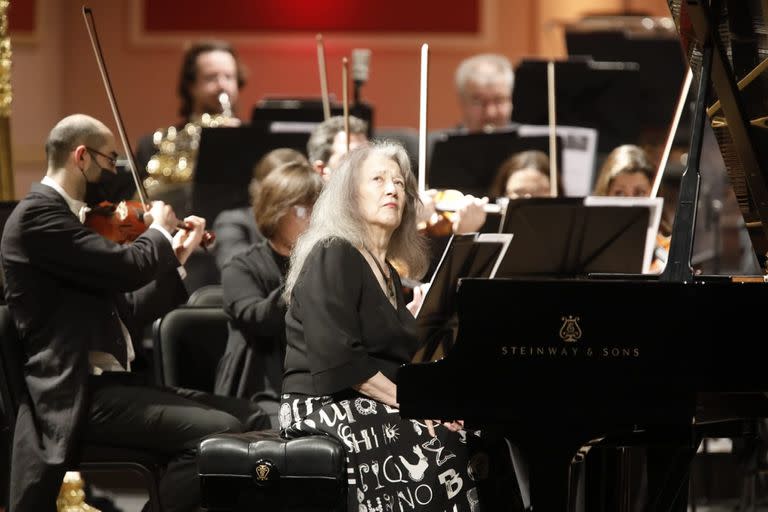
[646,442,698,512]
[512,431,586,512]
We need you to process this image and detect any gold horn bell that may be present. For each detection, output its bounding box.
[143,92,233,193]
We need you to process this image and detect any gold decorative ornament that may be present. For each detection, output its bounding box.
[0,0,14,200]
[559,315,582,343]
[56,472,101,512]
[254,462,271,481]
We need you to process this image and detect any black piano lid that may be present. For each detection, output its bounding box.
[398,8,768,506]
[671,0,768,271]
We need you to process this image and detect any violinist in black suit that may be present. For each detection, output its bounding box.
[0,114,268,512]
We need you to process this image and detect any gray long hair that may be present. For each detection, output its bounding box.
[284,141,428,303]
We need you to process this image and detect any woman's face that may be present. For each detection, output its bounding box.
[273,203,313,253]
[607,172,652,197]
[357,153,406,233]
[505,168,551,199]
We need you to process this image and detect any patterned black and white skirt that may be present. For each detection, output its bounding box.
[280,392,520,512]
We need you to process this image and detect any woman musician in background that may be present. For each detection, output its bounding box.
[213,148,308,269]
[216,160,323,424]
[489,149,557,200]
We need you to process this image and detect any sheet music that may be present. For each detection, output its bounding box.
[584,196,663,274]
[517,124,599,197]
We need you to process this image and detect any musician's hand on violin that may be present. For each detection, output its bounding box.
[417,189,438,227]
[172,215,205,265]
[145,201,179,235]
[452,195,488,234]
[406,283,430,317]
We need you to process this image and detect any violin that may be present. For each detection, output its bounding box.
[418,189,470,237]
[84,200,147,245]
[82,7,215,248]
[83,200,216,247]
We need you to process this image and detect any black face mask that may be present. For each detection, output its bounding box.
[84,165,119,205]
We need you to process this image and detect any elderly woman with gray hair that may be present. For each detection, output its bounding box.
[279,141,519,511]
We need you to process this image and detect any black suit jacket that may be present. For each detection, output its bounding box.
[0,183,186,511]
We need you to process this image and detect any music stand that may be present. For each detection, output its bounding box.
[416,233,512,359]
[511,58,642,154]
[192,126,308,225]
[427,129,563,198]
[496,196,662,277]
[566,28,687,136]
[251,97,374,138]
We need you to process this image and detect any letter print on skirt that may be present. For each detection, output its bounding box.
[280,393,523,511]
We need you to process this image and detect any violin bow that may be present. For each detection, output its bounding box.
[316,34,331,121]
[547,61,558,197]
[651,67,693,199]
[82,6,149,209]
[342,57,350,153]
[82,6,215,247]
[418,43,428,195]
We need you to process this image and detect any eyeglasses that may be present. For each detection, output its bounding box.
[85,147,118,168]
[466,95,512,109]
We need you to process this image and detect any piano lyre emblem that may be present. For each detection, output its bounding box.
[559,315,582,343]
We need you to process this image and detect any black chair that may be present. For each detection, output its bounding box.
[187,284,224,307]
[0,305,165,511]
[183,251,221,295]
[152,306,229,391]
[153,305,287,430]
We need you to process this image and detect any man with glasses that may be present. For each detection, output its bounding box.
[134,40,247,216]
[454,53,515,133]
[1,114,269,512]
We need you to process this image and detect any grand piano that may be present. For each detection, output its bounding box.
[398,1,768,510]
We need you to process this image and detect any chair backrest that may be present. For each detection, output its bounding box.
[153,307,229,392]
[0,305,25,426]
[186,285,224,307]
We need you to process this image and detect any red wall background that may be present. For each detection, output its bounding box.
[143,0,480,34]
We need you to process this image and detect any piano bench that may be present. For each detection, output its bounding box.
[199,430,347,512]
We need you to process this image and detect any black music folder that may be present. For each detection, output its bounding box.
[496,196,662,277]
[192,126,308,224]
[415,233,512,357]
[511,58,642,154]
[427,129,562,198]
